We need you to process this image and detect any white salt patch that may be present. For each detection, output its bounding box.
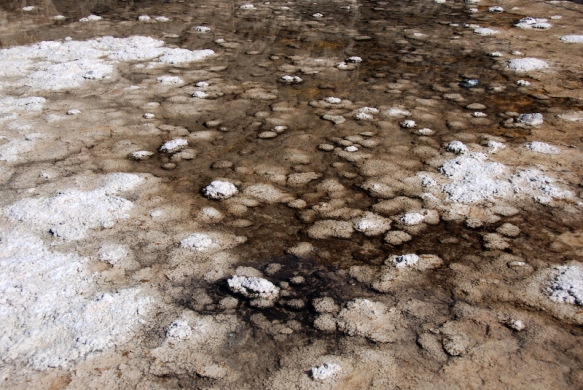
[313,12,324,18]
[507,58,549,71]
[392,254,419,268]
[0,97,45,114]
[0,233,152,369]
[440,153,512,203]
[138,15,151,21]
[516,80,530,86]
[418,173,437,186]
[160,138,188,153]
[143,113,155,119]
[488,6,503,12]
[473,112,487,117]
[549,264,583,305]
[194,26,211,33]
[384,108,411,117]
[345,146,358,152]
[474,28,498,36]
[192,91,209,98]
[325,97,341,104]
[353,212,391,236]
[280,75,303,83]
[67,109,81,115]
[557,112,583,122]
[159,48,215,64]
[240,4,256,9]
[166,319,192,340]
[487,140,505,153]
[311,363,341,382]
[157,75,184,84]
[417,128,434,135]
[196,81,210,88]
[203,180,238,199]
[79,14,102,22]
[354,112,373,120]
[401,119,416,128]
[517,113,543,126]
[510,168,571,200]
[0,37,213,91]
[180,233,214,250]
[401,213,425,226]
[228,276,280,300]
[98,243,130,266]
[130,150,154,160]
[4,173,144,240]
[155,16,170,22]
[524,141,560,154]
[54,15,66,20]
[560,35,583,44]
[346,56,362,63]
[22,6,35,11]
[447,140,468,154]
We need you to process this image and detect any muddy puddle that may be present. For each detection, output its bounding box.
[1,0,583,388]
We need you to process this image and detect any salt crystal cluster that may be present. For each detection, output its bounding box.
[549,265,583,305]
[311,363,341,382]
[202,180,238,199]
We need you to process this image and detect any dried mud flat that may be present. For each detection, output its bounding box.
[1,0,583,388]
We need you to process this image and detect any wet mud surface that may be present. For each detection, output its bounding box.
[1,0,583,388]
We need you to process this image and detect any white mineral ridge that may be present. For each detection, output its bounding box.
[0,230,152,369]
[203,180,238,199]
[440,153,511,203]
[160,138,188,153]
[227,275,280,299]
[311,363,341,382]
[517,113,543,126]
[549,264,583,305]
[392,254,419,268]
[560,35,583,43]
[0,36,214,91]
[4,173,144,240]
[507,58,549,72]
[447,140,468,154]
[525,141,560,154]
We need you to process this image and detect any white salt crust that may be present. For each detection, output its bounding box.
[549,264,583,305]
[311,363,341,382]
[0,230,152,369]
[4,173,144,240]
[507,58,549,72]
[0,36,214,91]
